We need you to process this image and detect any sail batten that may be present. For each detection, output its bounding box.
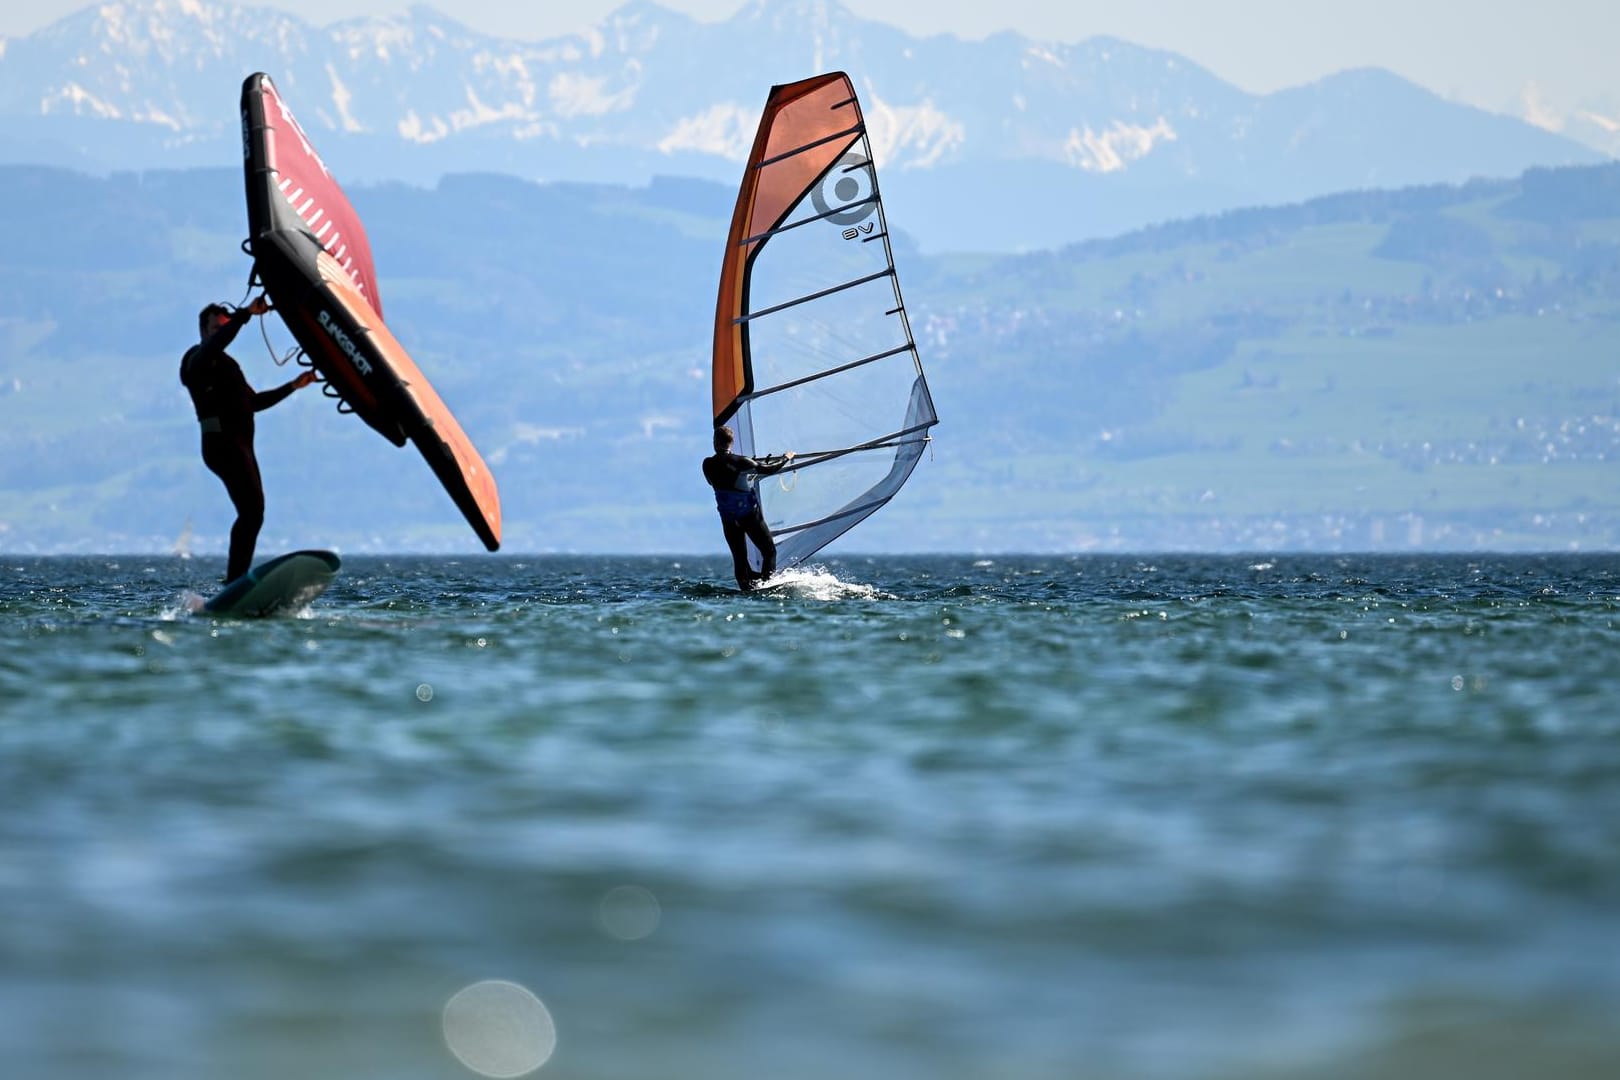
[741,194,880,245]
[734,267,896,324]
[772,496,889,538]
[750,343,915,400]
[712,71,938,575]
[754,122,863,169]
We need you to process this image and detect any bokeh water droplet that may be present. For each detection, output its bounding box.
[442,980,556,1077]
[598,885,661,941]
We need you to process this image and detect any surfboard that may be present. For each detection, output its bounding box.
[202,550,341,617]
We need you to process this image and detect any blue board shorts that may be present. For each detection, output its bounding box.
[714,489,758,522]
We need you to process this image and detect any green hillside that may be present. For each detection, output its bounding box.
[915,165,1620,550]
[0,164,1616,553]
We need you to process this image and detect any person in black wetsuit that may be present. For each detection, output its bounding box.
[180,296,316,582]
[702,425,794,591]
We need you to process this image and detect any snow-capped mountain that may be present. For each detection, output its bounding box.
[0,0,1604,249]
[1514,83,1620,161]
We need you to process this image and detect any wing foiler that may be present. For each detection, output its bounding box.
[240,72,501,551]
[713,71,938,573]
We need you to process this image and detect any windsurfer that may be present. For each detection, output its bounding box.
[703,425,794,591]
[181,294,317,582]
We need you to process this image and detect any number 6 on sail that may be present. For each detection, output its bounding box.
[712,72,939,574]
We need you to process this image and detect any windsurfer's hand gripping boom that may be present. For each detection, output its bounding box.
[758,450,796,472]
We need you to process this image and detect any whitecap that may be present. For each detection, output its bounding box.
[760,565,890,601]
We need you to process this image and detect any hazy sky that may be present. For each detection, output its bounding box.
[3,1,1615,118]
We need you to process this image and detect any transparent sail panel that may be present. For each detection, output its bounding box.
[745,377,933,565]
[745,277,912,399]
[746,161,890,312]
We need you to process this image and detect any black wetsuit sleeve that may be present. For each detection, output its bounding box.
[250,377,301,413]
[706,452,790,490]
[185,308,253,384]
[206,308,252,353]
[749,454,790,475]
[730,453,796,477]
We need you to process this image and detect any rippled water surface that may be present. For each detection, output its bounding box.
[3,553,1619,1079]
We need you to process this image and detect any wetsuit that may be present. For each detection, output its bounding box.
[180,309,299,582]
[703,450,789,591]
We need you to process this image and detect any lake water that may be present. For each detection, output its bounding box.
[3,553,1618,1079]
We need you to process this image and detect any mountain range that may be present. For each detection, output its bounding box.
[0,0,1607,251]
[1,2,1615,556]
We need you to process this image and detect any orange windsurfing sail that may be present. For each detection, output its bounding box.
[240,72,501,551]
[713,72,937,570]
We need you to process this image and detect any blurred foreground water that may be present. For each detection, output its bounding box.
[2,553,1618,1079]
